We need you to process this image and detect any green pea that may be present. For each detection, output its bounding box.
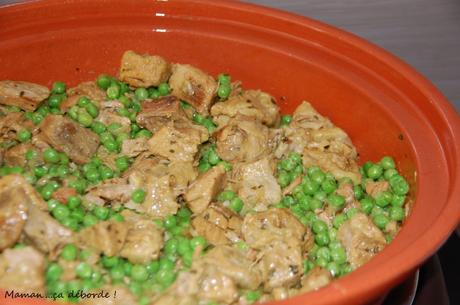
[375,191,392,207]
[389,175,409,195]
[131,264,149,282]
[310,170,326,184]
[25,149,37,161]
[359,197,374,214]
[83,214,98,227]
[384,168,398,180]
[373,214,389,230]
[316,247,331,261]
[135,129,152,139]
[164,238,178,256]
[389,206,405,221]
[99,166,114,180]
[328,194,345,210]
[68,105,79,120]
[158,83,170,96]
[245,290,261,303]
[46,262,63,282]
[367,164,383,179]
[52,81,66,94]
[61,243,78,261]
[9,166,24,174]
[217,73,231,85]
[131,188,146,204]
[190,236,207,250]
[380,156,395,169]
[77,111,93,127]
[76,262,92,279]
[202,119,217,133]
[277,170,291,188]
[391,194,406,207]
[34,166,48,178]
[106,85,120,100]
[85,168,100,183]
[218,190,236,201]
[192,113,204,124]
[327,261,340,277]
[17,129,32,142]
[303,259,315,275]
[217,84,231,99]
[321,178,337,194]
[148,88,160,99]
[85,103,99,118]
[48,94,63,108]
[177,238,192,257]
[52,204,70,221]
[43,148,60,163]
[229,197,244,213]
[330,246,347,264]
[315,232,330,246]
[333,214,348,229]
[312,220,328,234]
[110,265,125,281]
[31,112,44,125]
[159,258,175,271]
[97,75,112,90]
[70,208,85,222]
[101,256,120,268]
[353,185,364,200]
[146,260,160,274]
[135,88,149,100]
[67,196,81,209]
[78,96,90,107]
[164,215,177,229]
[156,269,176,287]
[93,206,109,220]
[115,156,130,172]
[280,115,292,126]
[104,140,118,153]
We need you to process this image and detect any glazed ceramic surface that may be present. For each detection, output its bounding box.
[0,1,459,305]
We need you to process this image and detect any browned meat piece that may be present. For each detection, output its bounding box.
[80,286,137,305]
[66,81,106,103]
[232,157,281,210]
[96,145,118,170]
[148,124,207,162]
[192,203,242,246]
[0,112,30,142]
[121,137,148,157]
[0,246,45,293]
[85,178,134,205]
[24,205,74,258]
[77,220,129,256]
[216,116,272,163]
[203,245,262,289]
[184,164,226,214]
[300,267,332,293]
[137,95,189,133]
[211,90,279,127]
[0,175,30,250]
[119,50,171,87]
[302,147,361,184]
[119,211,163,264]
[337,213,386,269]
[291,101,334,131]
[40,115,100,164]
[365,180,390,198]
[257,239,303,290]
[169,63,217,115]
[0,80,49,111]
[3,143,33,167]
[242,208,307,250]
[197,264,238,303]
[168,161,198,196]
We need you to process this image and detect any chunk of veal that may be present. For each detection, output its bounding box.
[77,220,129,256]
[184,164,226,214]
[169,63,217,115]
[40,115,100,164]
[211,90,280,127]
[337,213,386,269]
[119,50,171,87]
[0,80,49,111]
[0,174,48,251]
[23,205,74,259]
[0,246,46,293]
[232,157,281,210]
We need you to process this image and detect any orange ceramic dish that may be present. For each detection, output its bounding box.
[0,1,459,305]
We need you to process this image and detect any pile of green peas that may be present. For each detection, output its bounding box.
[68,96,99,128]
[198,145,232,173]
[217,190,244,214]
[276,152,304,188]
[274,155,409,278]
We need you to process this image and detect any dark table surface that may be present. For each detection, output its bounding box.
[247,2,460,304]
